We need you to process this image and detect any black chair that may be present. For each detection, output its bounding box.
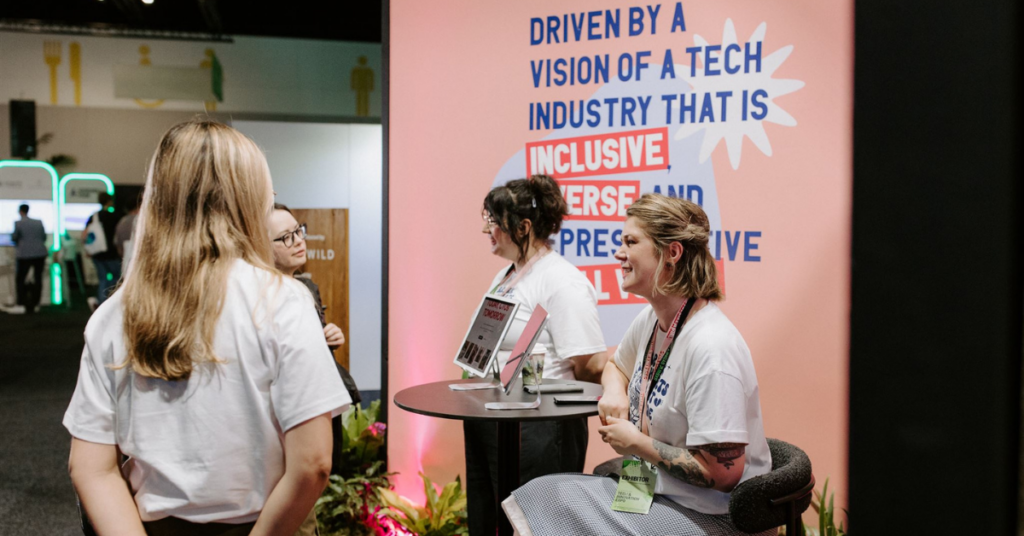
[729,438,814,535]
[593,438,814,535]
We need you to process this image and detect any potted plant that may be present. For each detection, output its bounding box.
[316,401,394,536]
[377,473,469,536]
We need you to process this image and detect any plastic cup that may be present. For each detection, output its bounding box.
[521,350,545,387]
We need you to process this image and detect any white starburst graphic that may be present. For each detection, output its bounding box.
[674,19,805,170]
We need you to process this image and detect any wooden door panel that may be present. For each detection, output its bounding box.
[290,208,349,369]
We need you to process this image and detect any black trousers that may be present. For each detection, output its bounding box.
[463,418,588,536]
[143,518,255,536]
[15,256,46,310]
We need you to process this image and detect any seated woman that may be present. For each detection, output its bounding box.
[504,194,773,536]
[64,120,351,536]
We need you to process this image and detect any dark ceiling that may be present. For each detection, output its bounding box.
[0,0,382,42]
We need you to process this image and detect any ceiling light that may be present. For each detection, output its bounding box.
[141,0,154,4]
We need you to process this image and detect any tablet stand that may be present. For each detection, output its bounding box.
[484,388,540,410]
[449,358,502,391]
[485,353,541,410]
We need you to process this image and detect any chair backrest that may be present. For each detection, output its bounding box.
[729,438,814,534]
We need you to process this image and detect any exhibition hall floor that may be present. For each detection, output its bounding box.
[0,297,91,535]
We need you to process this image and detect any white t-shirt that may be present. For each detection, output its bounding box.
[488,252,606,380]
[613,303,771,515]
[63,259,351,523]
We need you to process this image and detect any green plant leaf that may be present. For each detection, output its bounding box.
[819,478,827,536]
[379,488,422,527]
[365,399,381,423]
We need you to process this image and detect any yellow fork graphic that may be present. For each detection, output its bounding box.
[44,41,61,104]
[70,43,82,106]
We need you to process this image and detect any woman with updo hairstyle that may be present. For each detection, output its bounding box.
[502,194,773,536]
[465,174,608,536]
[63,120,350,536]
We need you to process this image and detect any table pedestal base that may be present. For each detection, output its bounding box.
[495,421,521,536]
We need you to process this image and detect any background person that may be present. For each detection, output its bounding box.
[268,203,361,404]
[504,194,773,536]
[64,120,350,536]
[268,203,362,535]
[465,174,608,536]
[82,192,122,308]
[4,204,48,314]
[114,189,143,271]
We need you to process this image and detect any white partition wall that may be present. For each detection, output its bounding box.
[346,124,384,394]
[234,120,383,392]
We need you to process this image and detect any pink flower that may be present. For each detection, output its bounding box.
[366,422,387,437]
[366,508,413,536]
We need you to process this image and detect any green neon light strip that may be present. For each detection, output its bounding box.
[58,173,115,240]
[0,160,59,249]
[0,161,62,305]
[57,173,115,308]
[51,262,63,306]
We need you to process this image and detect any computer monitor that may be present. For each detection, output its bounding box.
[0,200,55,234]
[62,203,103,233]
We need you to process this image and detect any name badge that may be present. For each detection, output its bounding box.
[611,459,658,514]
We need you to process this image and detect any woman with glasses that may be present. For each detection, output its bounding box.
[502,194,772,536]
[268,203,361,403]
[63,120,350,535]
[464,174,608,536]
[267,203,361,535]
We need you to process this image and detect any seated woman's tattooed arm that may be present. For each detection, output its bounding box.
[640,440,747,493]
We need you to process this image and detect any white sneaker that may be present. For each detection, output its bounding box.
[1,305,26,314]
[87,297,99,312]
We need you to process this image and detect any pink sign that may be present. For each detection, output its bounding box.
[389,0,851,511]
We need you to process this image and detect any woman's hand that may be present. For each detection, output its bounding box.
[324,323,345,348]
[598,357,630,425]
[597,391,629,426]
[598,416,645,456]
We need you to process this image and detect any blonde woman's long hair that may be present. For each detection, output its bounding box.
[626,193,723,301]
[120,120,278,381]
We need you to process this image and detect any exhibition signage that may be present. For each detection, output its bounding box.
[389,0,852,503]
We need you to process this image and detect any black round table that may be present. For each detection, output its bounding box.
[394,378,603,536]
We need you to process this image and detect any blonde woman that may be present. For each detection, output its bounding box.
[504,194,773,536]
[64,120,350,536]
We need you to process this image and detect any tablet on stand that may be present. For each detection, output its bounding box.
[450,295,520,391]
[485,305,547,410]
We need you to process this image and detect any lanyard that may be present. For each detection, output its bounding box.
[489,248,551,296]
[637,297,696,435]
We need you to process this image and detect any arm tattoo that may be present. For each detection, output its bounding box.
[651,439,716,489]
[696,443,745,470]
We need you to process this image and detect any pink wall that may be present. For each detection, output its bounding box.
[388,0,852,517]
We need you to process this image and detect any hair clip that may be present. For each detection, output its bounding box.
[532,197,537,208]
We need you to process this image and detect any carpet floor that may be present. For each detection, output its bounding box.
[0,297,92,535]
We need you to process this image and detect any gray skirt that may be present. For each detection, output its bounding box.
[510,473,777,536]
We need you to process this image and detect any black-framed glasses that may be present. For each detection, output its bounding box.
[482,211,498,229]
[273,224,307,248]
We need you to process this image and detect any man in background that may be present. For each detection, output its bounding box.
[83,192,122,310]
[114,190,142,272]
[3,204,48,315]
